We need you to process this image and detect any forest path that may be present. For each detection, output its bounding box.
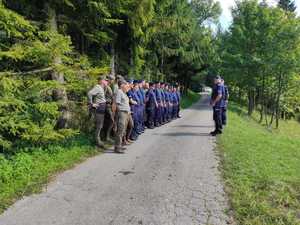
[0,94,229,225]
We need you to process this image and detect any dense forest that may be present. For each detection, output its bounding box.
[0,0,300,153]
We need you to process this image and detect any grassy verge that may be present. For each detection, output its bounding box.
[181,89,201,109]
[219,105,300,225]
[0,135,99,213]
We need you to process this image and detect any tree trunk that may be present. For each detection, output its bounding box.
[269,93,275,127]
[238,88,242,106]
[46,3,70,129]
[259,74,265,123]
[264,91,269,126]
[275,73,283,129]
[248,89,255,116]
[110,43,116,76]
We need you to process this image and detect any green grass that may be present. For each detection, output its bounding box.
[0,136,99,213]
[219,105,300,225]
[181,89,201,109]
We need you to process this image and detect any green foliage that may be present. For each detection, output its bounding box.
[219,105,300,225]
[0,2,34,41]
[218,0,300,127]
[0,135,98,213]
[180,89,201,109]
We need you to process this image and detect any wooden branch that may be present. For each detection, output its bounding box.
[0,67,53,76]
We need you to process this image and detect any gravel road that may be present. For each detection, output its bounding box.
[0,94,229,225]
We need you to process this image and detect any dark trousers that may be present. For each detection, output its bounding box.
[130,108,139,139]
[172,104,178,119]
[146,108,155,128]
[139,105,145,131]
[168,105,173,120]
[213,107,223,132]
[165,105,170,121]
[162,106,166,122]
[155,105,162,125]
[177,104,180,117]
[222,107,227,125]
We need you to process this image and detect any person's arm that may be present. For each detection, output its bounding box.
[130,98,138,105]
[226,86,229,100]
[211,86,223,106]
[115,91,122,107]
[153,92,158,108]
[88,86,99,106]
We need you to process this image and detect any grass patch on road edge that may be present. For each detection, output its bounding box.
[0,135,99,214]
[181,89,201,109]
[218,106,300,225]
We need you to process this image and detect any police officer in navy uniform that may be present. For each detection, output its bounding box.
[164,83,171,122]
[210,75,225,136]
[127,80,140,141]
[175,85,181,118]
[137,80,145,133]
[145,82,158,129]
[160,82,166,124]
[154,81,162,127]
[171,86,179,119]
[221,79,229,126]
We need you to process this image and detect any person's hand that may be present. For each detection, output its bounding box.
[112,103,117,113]
[92,103,98,108]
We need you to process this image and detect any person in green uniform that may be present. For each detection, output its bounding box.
[104,74,116,143]
[88,76,107,148]
[115,80,131,153]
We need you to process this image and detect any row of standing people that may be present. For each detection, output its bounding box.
[88,75,181,154]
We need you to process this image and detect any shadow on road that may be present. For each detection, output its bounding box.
[153,132,210,137]
[173,125,213,128]
[102,149,117,154]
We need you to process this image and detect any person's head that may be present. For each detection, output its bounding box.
[97,76,107,86]
[149,82,154,89]
[155,82,160,89]
[127,79,133,89]
[144,82,149,90]
[133,80,139,90]
[116,74,124,83]
[107,74,115,84]
[160,82,165,89]
[118,80,128,92]
[214,75,221,85]
[164,83,169,90]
